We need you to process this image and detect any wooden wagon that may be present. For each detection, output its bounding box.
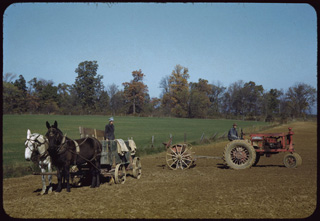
[34,127,142,186]
[69,127,142,185]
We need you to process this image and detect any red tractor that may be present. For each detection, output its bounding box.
[223,128,302,169]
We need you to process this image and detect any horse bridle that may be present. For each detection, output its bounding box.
[25,134,49,160]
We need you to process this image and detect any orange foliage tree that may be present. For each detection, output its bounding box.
[161,65,190,117]
[122,69,149,114]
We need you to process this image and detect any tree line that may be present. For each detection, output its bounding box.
[3,61,316,121]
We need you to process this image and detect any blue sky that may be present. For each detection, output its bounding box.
[3,3,317,100]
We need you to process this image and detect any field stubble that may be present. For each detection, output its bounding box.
[3,121,317,219]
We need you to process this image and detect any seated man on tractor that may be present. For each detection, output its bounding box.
[228,123,240,141]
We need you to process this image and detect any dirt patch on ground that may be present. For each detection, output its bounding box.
[3,121,317,219]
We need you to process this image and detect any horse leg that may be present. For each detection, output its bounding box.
[47,162,53,194]
[56,168,62,192]
[96,170,100,187]
[65,164,71,192]
[96,161,101,187]
[90,166,96,188]
[40,167,46,195]
[62,170,66,188]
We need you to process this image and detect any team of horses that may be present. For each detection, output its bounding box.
[25,121,102,193]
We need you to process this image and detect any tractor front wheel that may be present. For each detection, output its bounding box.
[283,153,302,168]
[223,140,256,170]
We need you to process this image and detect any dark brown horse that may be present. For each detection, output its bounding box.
[45,121,101,192]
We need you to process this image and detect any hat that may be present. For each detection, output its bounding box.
[233,123,237,126]
[109,117,114,122]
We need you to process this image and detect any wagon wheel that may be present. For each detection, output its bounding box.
[132,157,142,179]
[70,166,82,186]
[283,153,302,168]
[114,164,126,184]
[223,140,256,170]
[166,143,193,170]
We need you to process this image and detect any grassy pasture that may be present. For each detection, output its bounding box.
[2,114,269,177]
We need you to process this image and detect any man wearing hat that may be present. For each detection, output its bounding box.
[228,123,239,141]
[104,117,115,140]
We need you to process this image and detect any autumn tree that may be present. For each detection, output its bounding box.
[122,69,149,114]
[161,65,190,118]
[147,97,162,116]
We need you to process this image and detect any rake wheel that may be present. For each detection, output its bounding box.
[166,143,194,170]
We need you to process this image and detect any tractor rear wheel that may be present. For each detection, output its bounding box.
[223,140,256,170]
[283,153,302,168]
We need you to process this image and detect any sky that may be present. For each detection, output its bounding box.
[3,3,317,101]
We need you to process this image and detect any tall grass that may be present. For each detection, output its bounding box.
[3,114,269,177]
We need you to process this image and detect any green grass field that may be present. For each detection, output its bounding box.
[3,114,269,177]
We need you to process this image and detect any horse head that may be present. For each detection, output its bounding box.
[25,129,35,160]
[25,129,47,161]
[45,121,65,149]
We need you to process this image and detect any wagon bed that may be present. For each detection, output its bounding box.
[77,126,142,184]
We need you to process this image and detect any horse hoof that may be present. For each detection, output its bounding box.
[109,177,114,185]
[48,188,53,194]
[40,191,45,195]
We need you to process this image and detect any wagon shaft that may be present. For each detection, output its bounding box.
[33,172,57,176]
[194,155,222,160]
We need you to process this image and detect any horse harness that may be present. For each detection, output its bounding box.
[57,136,100,169]
[25,134,50,166]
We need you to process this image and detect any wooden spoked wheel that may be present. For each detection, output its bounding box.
[115,164,126,184]
[132,157,142,179]
[166,143,193,170]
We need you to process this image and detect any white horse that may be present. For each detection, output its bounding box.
[25,129,53,195]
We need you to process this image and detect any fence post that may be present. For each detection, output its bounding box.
[200,132,205,141]
[151,135,154,147]
[218,131,227,139]
[210,132,218,141]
